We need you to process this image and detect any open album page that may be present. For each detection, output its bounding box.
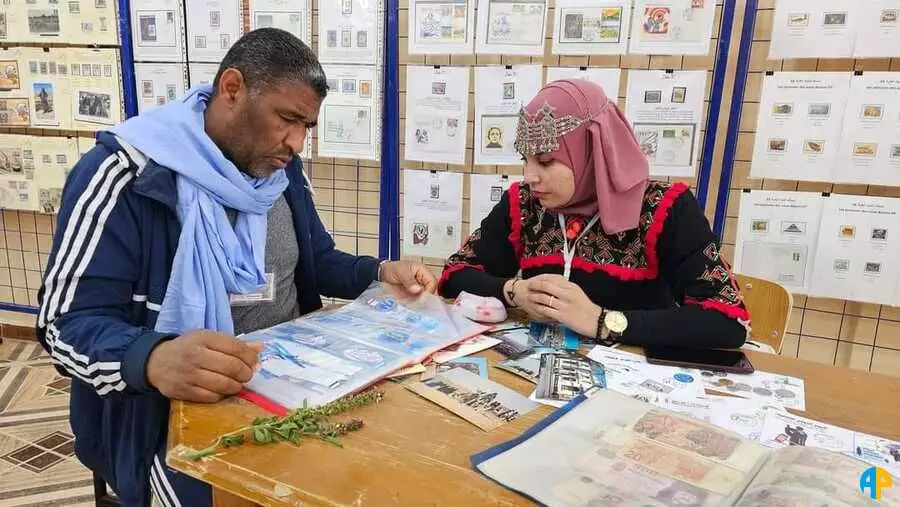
[737,446,900,507]
[475,389,770,506]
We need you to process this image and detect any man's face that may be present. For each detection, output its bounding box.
[217,76,322,178]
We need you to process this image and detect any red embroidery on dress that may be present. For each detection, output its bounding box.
[508,182,523,260]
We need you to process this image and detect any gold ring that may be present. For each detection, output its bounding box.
[548,296,555,309]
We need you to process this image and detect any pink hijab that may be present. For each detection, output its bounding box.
[519,79,649,234]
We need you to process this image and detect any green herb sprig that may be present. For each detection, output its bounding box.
[182,390,384,461]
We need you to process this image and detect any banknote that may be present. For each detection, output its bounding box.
[632,409,743,460]
[618,438,748,496]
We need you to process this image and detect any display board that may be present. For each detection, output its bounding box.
[719,0,900,377]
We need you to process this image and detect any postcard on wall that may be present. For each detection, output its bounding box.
[131,0,185,62]
[185,0,242,62]
[551,0,631,55]
[750,72,851,182]
[319,0,377,63]
[624,70,707,177]
[854,0,900,57]
[250,0,309,41]
[809,194,900,306]
[475,0,548,56]
[474,65,542,166]
[406,367,539,431]
[402,169,463,259]
[833,73,900,186]
[134,62,187,114]
[545,67,621,100]
[404,65,469,165]
[469,173,523,230]
[318,64,379,161]
[628,0,716,55]
[769,0,858,59]
[734,190,826,294]
[409,0,475,55]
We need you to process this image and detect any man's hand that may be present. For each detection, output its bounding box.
[526,274,602,338]
[379,260,437,295]
[146,330,263,403]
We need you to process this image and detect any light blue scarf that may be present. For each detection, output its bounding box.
[110,85,288,335]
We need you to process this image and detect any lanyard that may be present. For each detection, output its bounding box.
[558,213,600,280]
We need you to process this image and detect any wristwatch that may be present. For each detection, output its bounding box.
[604,310,628,339]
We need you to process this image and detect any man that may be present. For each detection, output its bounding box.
[36,28,436,506]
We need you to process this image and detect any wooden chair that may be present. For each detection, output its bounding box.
[735,273,793,354]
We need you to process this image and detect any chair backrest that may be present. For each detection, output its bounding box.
[734,273,793,354]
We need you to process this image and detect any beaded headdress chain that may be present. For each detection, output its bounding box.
[513,101,608,156]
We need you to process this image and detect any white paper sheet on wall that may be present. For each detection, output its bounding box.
[545,67,621,99]
[468,173,523,231]
[402,169,463,259]
[0,134,76,213]
[3,0,118,45]
[833,73,900,186]
[628,0,715,55]
[404,65,470,165]
[187,62,218,87]
[769,0,859,59]
[809,194,900,306]
[473,65,542,166]
[750,72,851,182]
[551,0,631,55]
[249,0,309,42]
[318,64,379,161]
[475,0,548,56]
[319,0,378,63]
[131,0,186,62]
[624,70,707,178]
[734,190,825,295]
[185,0,242,63]
[134,62,187,113]
[854,1,900,58]
[408,0,475,55]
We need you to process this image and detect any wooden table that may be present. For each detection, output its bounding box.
[167,349,900,507]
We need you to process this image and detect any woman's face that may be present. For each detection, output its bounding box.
[522,154,576,209]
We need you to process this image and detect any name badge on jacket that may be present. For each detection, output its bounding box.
[230,273,275,306]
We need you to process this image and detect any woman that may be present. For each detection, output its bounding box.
[438,79,748,348]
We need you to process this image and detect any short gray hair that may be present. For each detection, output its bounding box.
[212,28,328,98]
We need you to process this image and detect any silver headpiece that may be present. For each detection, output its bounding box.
[514,102,597,156]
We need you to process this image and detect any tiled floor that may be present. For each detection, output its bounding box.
[0,339,94,506]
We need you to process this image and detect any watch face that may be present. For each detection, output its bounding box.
[605,311,628,333]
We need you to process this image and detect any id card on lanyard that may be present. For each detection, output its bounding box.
[559,213,601,280]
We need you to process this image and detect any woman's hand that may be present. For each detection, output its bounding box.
[503,278,549,323]
[526,274,602,337]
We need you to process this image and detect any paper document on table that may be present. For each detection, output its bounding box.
[475,0,548,56]
[586,347,705,399]
[551,0,631,55]
[769,0,858,59]
[430,334,500,363]
[734,190,825,294]
[474,65,542,166]
[833,73,900,186]
[628,0,715,55]
[625,70,707,178]
[759,410,855,456]
[402,169,463,259]
[699,368,805,411]
[404,65,470,165]
[750,72,850,182]
[809,194,900,306]
[545,67,621,99]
